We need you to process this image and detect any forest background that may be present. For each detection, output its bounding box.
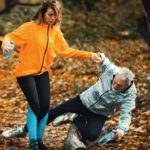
[0,0,149,149]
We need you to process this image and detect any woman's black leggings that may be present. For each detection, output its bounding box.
[47,95,107,141]
[17,72,50,121]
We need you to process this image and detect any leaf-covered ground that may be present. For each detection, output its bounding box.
[0,0,149,149]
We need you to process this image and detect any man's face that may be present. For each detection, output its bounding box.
[112,75,128,92]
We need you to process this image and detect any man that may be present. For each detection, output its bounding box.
[2,53,137,149]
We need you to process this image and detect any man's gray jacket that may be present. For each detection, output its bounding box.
[80,54,137,135]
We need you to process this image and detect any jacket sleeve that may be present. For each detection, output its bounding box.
[117,93,136,135]
[54,31,92,59]
[99,53,117,73]
[2,22,31,49]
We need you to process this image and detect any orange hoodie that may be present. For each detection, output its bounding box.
[2,21,92,77]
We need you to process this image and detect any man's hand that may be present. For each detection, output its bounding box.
[114,129,124,141]
[114,133,123,141]
[91,53,103,63]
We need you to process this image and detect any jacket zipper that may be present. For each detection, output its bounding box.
[89,90,111,109]
[36,25,50,74]
[89,76,111,109]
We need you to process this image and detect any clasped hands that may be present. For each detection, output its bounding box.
[91,52,103,64]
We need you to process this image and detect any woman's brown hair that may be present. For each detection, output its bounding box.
[32,0,62,26]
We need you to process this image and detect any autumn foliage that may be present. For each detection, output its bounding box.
[0,0,149,150]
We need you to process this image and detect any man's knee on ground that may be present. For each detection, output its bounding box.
[82,131,99,141]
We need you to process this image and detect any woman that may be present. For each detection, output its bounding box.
[1,0,100,149]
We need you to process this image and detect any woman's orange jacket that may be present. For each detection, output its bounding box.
[2,21,92,77]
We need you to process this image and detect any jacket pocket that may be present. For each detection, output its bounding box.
[99,97,116,111]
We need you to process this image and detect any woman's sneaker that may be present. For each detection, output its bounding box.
[38,141,50,150]
[2,125,27,138]
[28,142,40,150]
[52,113,76,127]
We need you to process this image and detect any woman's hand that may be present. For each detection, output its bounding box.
[3,41,14,54]
[3,41,14,51]
[91,53,103,63]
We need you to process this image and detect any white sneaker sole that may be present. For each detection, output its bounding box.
[1,126,25,138]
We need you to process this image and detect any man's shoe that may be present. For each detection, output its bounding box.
[2,125,27,138]
[64,124,87,150]
[38,141,50,150]
[52,113,76,127]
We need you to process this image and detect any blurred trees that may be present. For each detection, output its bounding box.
[0,0,40,14]
[62,0,95,11]
[0,0,143,44]
[0,0,18,13]
[0,0,99,14]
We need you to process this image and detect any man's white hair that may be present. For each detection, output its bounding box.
[118,67,135,85]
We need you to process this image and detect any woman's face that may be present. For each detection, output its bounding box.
[44,8,56,26]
